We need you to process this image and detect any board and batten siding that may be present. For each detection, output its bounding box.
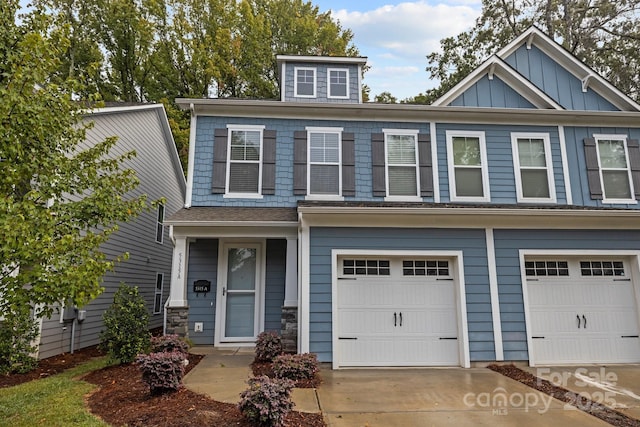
[492,229,640,361]
[308,227,494,363]
[449,75,536,109]
[38,107,185,359]
[187,239,218,345]
[503,44,619,111]
[436,123,566,204]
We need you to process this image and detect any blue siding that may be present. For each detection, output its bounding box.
[283,62,360,103]
[436,123,566,203]
[187,239,218,345]
[308,227,494,363]
[450,75,536,108]
[504,45,619,111]
[265,239,286,332]
[192,116,430,206]
[493,229,640,360]
[563,126,640,208]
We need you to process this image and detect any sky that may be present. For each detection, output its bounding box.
[313,0,482,100]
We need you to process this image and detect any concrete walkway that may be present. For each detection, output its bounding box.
[185,347,610,426]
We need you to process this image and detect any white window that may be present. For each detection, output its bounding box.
[155,204,164,243]
[307,127,342,197]
[446,131,490,202]
[595,134,634,202]
[384,129,420,199]
[153,273,163,314]
[328,68,349,99]
[226,125,264,196]
[295,67,316,97]
[511,133,556,203]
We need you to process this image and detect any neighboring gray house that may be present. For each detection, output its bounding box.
[37,104,186,359]
[166,27,640,368]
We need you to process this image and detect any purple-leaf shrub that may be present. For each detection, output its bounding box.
[254,331,283,362]
[272,353,319,382]
[136,351,186,394]
[150,334,189,354]
[238,375,294,427]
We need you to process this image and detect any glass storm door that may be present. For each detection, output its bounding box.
[221,244,261,342]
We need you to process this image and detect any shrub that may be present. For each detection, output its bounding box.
[99,283,150,364]
[238,375,294,427]
[150,334,189,354]
[254,331,283,362]
[0,310,39,374]
[272,353,319,382]
[136,351,186,394]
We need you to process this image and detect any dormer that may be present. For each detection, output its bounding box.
[276,55,367,104]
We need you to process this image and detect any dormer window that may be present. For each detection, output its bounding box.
[328,69,348,99]
[295,67,316,98]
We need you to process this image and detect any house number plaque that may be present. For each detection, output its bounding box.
[193,280,211,293]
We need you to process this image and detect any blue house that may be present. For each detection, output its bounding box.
[166,27,640,368]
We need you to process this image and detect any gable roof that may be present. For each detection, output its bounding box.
[432,55,563,109]
[434,26,640,112]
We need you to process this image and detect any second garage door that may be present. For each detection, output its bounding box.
[527,258,640,365]
[336,257,460,367]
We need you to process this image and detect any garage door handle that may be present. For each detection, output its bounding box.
[439,337,457,340]
[583,315,587,329]
[394,312,397,327]
[338,337,358,340]
[577,315,581,329]
[399,312,402,326]
[622,335,639,338]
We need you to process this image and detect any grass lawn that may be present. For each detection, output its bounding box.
[0,358,110,427]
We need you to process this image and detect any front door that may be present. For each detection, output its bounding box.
[219,243,262,342]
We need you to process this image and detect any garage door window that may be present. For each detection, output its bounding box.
[402,260,449,277]
[342,259,390,276]
[580,261,625,276]
[525,261,569,276]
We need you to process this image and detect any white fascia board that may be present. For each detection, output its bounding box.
[276,55,367,65]
[432,56,562,110]
[165,220,299,228]
[89,103,164,115]
[496,27,640,112]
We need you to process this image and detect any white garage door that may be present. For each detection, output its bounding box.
[337,257,460,367]
[527,258,640,365]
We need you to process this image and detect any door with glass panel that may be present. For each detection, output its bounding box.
[220,244,262,342]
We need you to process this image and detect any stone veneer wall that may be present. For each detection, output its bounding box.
[166,307,189,338]
[280,306,298,353]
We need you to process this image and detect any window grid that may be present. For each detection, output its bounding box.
[308,131,341,195]
[447,131,489,202]
[512,134,554,202]
[295,68,315,97]
[228,129,262,194]
[402,260,449,277]
[580,261,625,277]
[329,69,348,98]
[385,132,419,197]
[343,259,390,276]
[525,261,569,277]
[596,136,633,201]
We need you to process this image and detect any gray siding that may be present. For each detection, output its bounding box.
[308,227,494,363]
[187,239,218,345]
[493,229,640,361]
[38,107,186,359]
[450,75,536,108]
[504,45,619,111]
[283,62,360,103]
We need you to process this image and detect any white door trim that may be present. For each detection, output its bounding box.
[331,249,470,369]
[519,249,640,366]
[214,239,266,347]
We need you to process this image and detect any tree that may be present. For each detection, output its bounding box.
[0,3,146,322]
[423,0,640,104]
[374,91,397,104]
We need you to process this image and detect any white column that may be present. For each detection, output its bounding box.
[283,237,298,307]
[168,236,189,307]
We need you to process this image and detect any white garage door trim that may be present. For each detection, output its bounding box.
[331,249,470,369]
[520,250,640,367]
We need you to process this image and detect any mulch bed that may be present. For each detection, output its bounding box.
[489,364,640,427]
[251,360,322,388]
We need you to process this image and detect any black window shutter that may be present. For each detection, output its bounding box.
[262,130,276,195]
[418,133,433,197]
[583,137,603,200]
[627,139,640,198]
[212,128,228,194]
[293,131,307,195]
[342,132,356,196]
[371,133,386,197]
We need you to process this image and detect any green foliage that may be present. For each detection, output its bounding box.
[272,353,319,382]
[0,311,39,374]
[254,331,283,363]
[424,0,640,103]
[374,91,397,104]
[0,5,146,320]
[238,375,294,427]
[100,284,151,364]
[136,351,186,394]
